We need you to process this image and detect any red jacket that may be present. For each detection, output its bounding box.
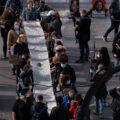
[69,100,78,119]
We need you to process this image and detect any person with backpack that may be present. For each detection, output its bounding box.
[31,95,50,120]
[69,93,83,119]
[50,96,70,120]
[110,87,120,120]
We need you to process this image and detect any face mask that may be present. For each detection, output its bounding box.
[66,80,71,85]
[14,25,20,30]
[61,64,66,68]
[21,39,25,43]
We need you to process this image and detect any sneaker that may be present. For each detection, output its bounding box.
[99,115,103,119]
[102,36,108,42]
[92,110,99,115]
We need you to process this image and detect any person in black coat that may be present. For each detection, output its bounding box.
[31,95,50,120]
[92,70,108,119]
[110,87,120,120]
[103,0,120,42]
[50,96,70,120]
[91,47,111,71]
[75,9,91,63]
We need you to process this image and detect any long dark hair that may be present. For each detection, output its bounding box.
[100,47,110,65]
[1,8,14,22]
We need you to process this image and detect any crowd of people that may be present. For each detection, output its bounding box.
[0,0,120,120]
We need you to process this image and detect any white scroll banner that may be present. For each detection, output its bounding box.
[23,21,56,112]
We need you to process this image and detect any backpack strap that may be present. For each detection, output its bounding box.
[33,105,46,117]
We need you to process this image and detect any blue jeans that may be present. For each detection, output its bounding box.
[94,97,104,115]
[79,41,89,61]
[114,58,120,67]
[104,20,119,38]
[22,8,36,21]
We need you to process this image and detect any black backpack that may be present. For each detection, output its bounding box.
[33,105,46,120]
[111,97,120,113]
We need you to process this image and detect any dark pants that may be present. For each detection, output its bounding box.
[1,36,7,57]
[104,20,119,38]
[79,41,89,61]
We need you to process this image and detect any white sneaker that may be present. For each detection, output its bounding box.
[102,36,108,42]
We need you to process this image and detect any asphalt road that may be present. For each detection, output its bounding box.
[0,2,120,120]
[48,2,120,120]
[0,35,16,119]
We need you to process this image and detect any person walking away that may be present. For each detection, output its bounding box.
[12,88,33,120]
[50,96,70,120]
[103,0,120,42]
[75,9,91,63]
[92,68,108,119]
[110,87,120,120]
[31,95,50,120]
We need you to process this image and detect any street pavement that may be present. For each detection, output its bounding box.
[0,36,16,119]
[0,2,120,120]
[48,2,120,120]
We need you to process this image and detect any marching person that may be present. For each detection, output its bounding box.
[103,0,120,42]
[75,9,91,63]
